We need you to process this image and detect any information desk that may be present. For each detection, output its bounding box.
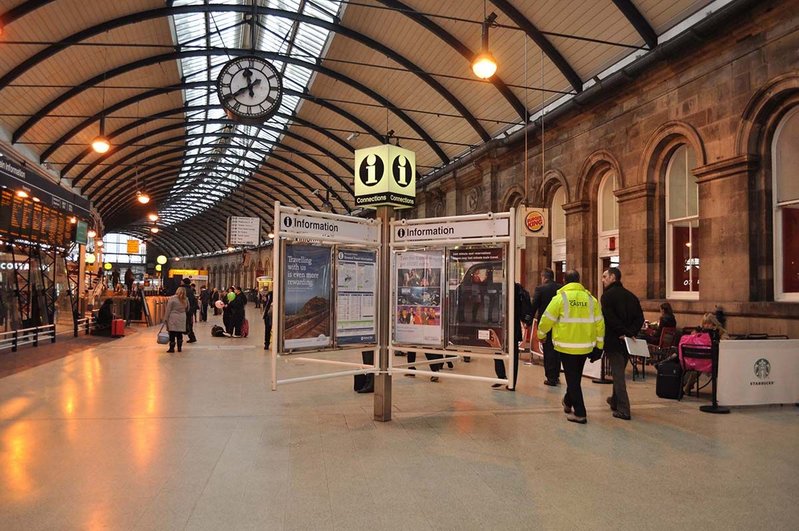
[717,339,799,406]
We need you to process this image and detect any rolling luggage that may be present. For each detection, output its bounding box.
[656,358,683,400]
[111,319,125,338]
[241,318,249,338]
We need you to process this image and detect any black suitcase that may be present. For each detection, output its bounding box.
[656,358,683,400]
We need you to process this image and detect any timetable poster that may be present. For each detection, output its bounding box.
[282,244,332,350]
[394,249,444,346]
[335,249,377,345]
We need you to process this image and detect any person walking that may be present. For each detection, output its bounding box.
[600,267,644,421]
[164,286,188,353]
[124,268,134,296]
[263,289,273,350]
[537,270,604,424]
[199,286,210,322]
[492,282,534,391]
[181,278,198,343]
[531,268,562,386]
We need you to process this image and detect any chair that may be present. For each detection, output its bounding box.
[680,337,729,414]
[647,327,677,365]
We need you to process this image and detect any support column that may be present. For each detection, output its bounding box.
[563,201,592,289]
[616,183,657,299]
[374,205,393,422]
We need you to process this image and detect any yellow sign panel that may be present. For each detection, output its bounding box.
[353,144,416,209]
[167,269,208,278]
[126,239,140,254]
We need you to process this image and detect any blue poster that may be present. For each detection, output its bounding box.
[283,244,332,349]
[336,249,377,345]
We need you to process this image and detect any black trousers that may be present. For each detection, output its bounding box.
[561,353,589,417]
[542,332,561,383]
[494,341,520,388]
[264,314,272,348]
[200,303,208,322]
[407,352,442,372]
[168,331,183,351]
[606,350,630,416]
[185,312,196,341]
[354,350,374,392]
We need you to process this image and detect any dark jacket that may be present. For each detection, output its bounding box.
[262,291,273,322]
[514,283,534,341]
[531,280,561,322]
[199,288,210,305]
[600,281,645,354]
[183,282,198,313]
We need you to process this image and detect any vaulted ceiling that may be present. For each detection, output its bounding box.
[0,0,718,257]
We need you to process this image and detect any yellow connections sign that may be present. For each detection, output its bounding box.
[167,269,208,278]
[353,144,416,209]
[126,239,140,254]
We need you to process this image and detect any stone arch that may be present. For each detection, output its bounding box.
[501,184,526,210]
[735,74,799,300]
[576,149,625,203]
[538,169,570,206]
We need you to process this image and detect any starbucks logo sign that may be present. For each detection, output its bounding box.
[754,358,770,380]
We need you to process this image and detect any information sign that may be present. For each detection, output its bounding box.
[126,239,140,254]
[279,211,379,243]
[226,216,260,246]
[74,220,89,245]
[354,144,416,208]
[395,217,509,242]
[394,249,444,346]
[335,249,377,345]
[283,244,332,350]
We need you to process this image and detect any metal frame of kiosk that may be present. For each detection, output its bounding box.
[271,202,381,390]
[388,210,517,388]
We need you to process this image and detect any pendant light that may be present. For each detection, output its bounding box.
[472,8,498,79]
[91,116,111,153]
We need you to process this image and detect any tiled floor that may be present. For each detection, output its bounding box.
[0,307,797,530]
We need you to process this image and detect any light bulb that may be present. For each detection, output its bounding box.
[137,192,150,204]
[91,137,111,154]
[87,229,97,238]
[150,226,159,234]
[15,190,29,198]
[472,51,497,79]
[148,213,158,222]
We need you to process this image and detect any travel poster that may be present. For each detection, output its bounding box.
[394,250,443,346]
[447,247,506,349]
[283,244,332,350]
[335,249,377,345]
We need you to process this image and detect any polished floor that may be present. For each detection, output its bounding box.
[0,307,797,530]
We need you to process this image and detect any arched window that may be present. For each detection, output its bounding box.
[666,145,699,298]
[550,187,567,284]
[773,107,799,301]
[597,172,620,283]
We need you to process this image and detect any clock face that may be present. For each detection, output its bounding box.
[216,56,283,123]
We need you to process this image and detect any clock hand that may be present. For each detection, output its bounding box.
[247,77,261,97]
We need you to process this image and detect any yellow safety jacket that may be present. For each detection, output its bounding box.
[537,282,605,355]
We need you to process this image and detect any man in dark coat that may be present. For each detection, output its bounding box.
[182,277,198,343]
[263,290,273,350]
[492,282,534,390]
[600,267,645,420]
[199,286,210,322]
[531,268,562,386]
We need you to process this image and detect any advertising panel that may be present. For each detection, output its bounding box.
[394,250,444,345]
[446,246,506,349]
[335,249,377,345]
[282,244,332,350]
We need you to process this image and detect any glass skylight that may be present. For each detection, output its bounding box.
[160,0,342,227]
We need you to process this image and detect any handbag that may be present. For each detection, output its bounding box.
[157,324,169,344]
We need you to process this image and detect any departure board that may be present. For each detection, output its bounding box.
[0,188,77,246]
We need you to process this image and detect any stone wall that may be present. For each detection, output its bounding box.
[177,247,272,290]
[411,0,799,336]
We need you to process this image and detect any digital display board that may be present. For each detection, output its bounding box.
[0,188,79,246]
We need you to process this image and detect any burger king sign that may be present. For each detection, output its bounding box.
[522,207,549,237]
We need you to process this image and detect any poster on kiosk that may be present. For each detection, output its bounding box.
[394,250,444,346]
[335,249,377,345]
[447,247,506,349]
[282,244,332,350]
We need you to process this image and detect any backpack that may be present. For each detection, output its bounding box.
[515,283,534,325]
[211,325,226,337]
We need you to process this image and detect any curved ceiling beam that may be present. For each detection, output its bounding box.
[378,0,527,118]
[81,127,349,211]
[74,121,350,208]
[42,84,364,167]
[2,5,475,158]
[93,153,318,215]
[98,158,315,221]
[490,0,583,92]
[611,0,657,49]
[52,104,353,179]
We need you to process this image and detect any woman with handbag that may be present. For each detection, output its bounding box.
[164,286,189,353]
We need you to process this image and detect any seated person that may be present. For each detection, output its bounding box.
[92,299,114,336]
[682,313,728,394]
[643,302,677,344]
